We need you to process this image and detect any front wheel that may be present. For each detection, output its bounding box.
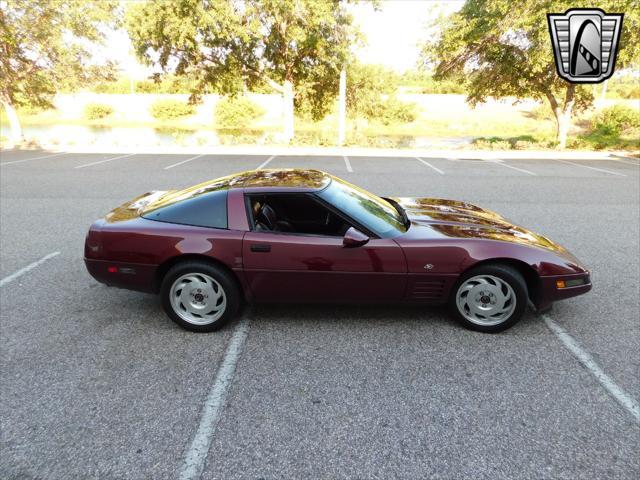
[449,264,528,333]
[161,261,240,332]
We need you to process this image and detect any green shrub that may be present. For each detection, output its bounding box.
[94,78,130,94]
[84,103,113,120]
[215,96,265,127]
[607,76,640,99]
[592,104,640,134]
[93,75,202,94]
[135,80,158,93]
[366,96,417,125]
[399,71,468,94]
[150,99,195,120]
[472,134,546,150]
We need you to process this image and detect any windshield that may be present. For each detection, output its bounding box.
[318,177,407,238]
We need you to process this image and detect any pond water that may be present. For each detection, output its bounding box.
[20,124,472,149]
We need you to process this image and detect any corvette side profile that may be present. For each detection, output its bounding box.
[84,169,591,333]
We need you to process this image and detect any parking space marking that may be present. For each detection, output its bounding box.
[555,159,627,177]
[74,153,136,169]
[485,159,536,176]
[0,252,60,287]
[257,155,276,169]
[610,158,640,167]
[343,155,353,173]
[543,315,640,423]
[179,317,251,480]
[415,157,444,175]
[0,152,66,166]
[163,154,205,170]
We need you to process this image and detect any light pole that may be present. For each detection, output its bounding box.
[338,67,346,146]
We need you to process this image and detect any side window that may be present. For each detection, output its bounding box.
[142,190,228,229]
[248,193,351,237]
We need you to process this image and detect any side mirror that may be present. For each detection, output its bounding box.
[343,227,370,248]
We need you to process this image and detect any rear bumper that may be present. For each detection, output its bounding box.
[84,258,157,293]
[534,272,592,310]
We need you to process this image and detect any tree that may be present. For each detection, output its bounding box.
[421,0,639,148]
[346,63,398,121]
[125,0,356,142]
[0,0,119,142]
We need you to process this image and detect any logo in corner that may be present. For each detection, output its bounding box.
[547,8,623,84]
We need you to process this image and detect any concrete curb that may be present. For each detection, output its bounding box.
[2,144,637,161]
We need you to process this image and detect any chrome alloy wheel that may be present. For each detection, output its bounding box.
[456,274,516,326]
[169,273,227,325]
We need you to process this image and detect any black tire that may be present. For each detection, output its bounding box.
[160,260,241,332]
[448,263,528,333]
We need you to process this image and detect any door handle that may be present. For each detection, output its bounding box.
[250,244,271,253]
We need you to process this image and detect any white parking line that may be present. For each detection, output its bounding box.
[179,317,251,480]
[74,153,135,169]
[163,154,205,170]
[555,159,627,177]
[415,157,444,175]
[0,152,66,166]
[543,315,640,423]
[257,155,275,169]
[343,155,353,173]
[485,159,536,176]
[610,158,640,167]
[0,252,60,287]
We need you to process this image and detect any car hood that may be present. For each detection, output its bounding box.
[393,197,572,256]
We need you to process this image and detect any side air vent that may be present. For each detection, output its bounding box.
[410,280,446,300]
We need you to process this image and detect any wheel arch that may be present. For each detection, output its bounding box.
[153,254,245,297]
[462,257,540,304]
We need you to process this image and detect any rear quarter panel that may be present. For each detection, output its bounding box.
[85,217,246,294]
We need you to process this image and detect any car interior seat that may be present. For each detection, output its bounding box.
[255,203,294,232]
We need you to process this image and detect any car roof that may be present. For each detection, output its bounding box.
[184,168,332,193]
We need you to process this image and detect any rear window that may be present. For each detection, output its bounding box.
[142,190,228,229]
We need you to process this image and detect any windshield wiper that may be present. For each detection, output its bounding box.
[384,197,410,230]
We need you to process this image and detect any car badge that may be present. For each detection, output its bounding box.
[547,8,623,83]
[424,263,434,270]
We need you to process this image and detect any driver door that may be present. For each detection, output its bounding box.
[242,193,406,302]
[242,231,406,302]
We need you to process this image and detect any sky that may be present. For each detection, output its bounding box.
[108,1,464,78]
[352,0,463,71]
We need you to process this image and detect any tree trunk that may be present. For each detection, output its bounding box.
[338,68,346,146]
[556,110,571,149]
[549,85,575,149]
[1,96,23,143]
[597,80,608,110]
[282,80,294,143]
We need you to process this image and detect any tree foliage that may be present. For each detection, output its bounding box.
[421,0,639,147]
[345,63,417,125]
[0,0,119,108]
[125,0,357,139]
[346,63,398,119]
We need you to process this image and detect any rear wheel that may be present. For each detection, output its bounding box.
[161,261,240,332]
[449,264,528,333]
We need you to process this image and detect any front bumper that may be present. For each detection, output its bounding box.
[535,271,592,310]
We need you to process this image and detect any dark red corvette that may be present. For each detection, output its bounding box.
[84,169,591,333]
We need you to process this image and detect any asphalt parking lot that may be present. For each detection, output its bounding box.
[1,149,639,479]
